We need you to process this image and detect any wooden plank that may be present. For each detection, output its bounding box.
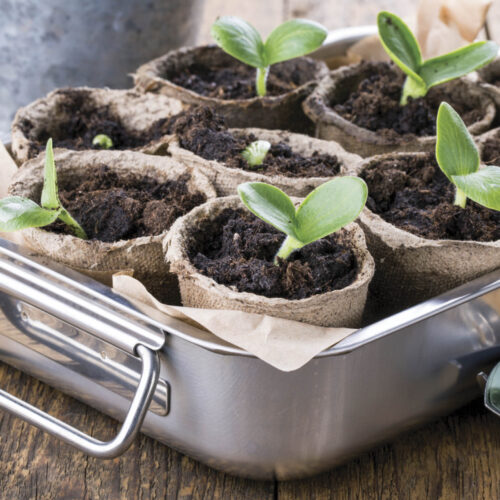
[0,362,275,500]
[278,400,500,499]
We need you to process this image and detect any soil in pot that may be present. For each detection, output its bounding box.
[334,62,483,140]
[167,107,342,178]
[187,207,358,300]
[166,56,319,100]
[19,89,172,155]
[360,153,499,242]
[47,166,207,243]
[481,133,500,165]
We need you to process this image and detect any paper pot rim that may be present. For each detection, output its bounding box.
[357,151,500,250]
[11,86,184,164]
[133,44,329,105]
[168,127,363,197]
[302,61,496,147]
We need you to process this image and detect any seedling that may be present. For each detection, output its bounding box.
[436,102,500,210]
[211,16,327,97]
[241,140,271,167]
[0,139,88,239]
[92,133,113,149]
[377,11,498,105]
[238,177,367,262]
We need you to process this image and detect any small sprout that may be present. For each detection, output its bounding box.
[211,16,327,97]
[241,140,271,167]
[436,102,500,210]
[377,11,498,105]
[238,177,367,263]
[0,139,88,239]
[92,134,113,149]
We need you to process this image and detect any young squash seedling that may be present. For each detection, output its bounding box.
[436,102,500,210]
[211,16,327,97]
[238,177,367,263]
[0,139,88,239]
[241,140,271,167]
[92,133,113,149]
[377,11,498,105]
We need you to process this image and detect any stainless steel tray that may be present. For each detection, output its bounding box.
[0,27,499,480]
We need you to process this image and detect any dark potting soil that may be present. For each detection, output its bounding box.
[166,56,316,99]
[361,153,500,241]
[334,62,483,138]
[481,133,500,165]
[167,107,342,177]
[188,208,358,300]
[19,89,171,156]
[49,166,206,243]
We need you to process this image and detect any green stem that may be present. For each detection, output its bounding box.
[274,235,303,264]
[400,76,427,105]
[256,66,269,97]
[58,209,88,239]
[454,187,467,208]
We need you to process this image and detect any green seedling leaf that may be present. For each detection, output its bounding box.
[419,41,499,89]
[452,167,500,211]
[238,177,367,262]
[0,197,61,232]
[238,182,298,239]
[436,102,479,180]
[377,11,423,83]
[0,139,88,238]
[211,16,326,96]
[264,19,328,65]
[436,102,500,210]
[92,134,114,149]
[41,138,60,210]
[294,177,368,245]
[211,16,266,68]
[377,11,499,104]
[241,140,271,167]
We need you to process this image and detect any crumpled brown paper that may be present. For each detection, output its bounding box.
[112,274,355,372]
[348,0,492,62]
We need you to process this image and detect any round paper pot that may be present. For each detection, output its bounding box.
[8,149,216,302]
[168,127,362,197]
[11,87,184,164]
[164,196,375,328]
[357,153,500,314]
[302,62,496,157]
[133,45,329,134]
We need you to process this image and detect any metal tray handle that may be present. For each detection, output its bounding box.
[484,362,500,418]
[0,345,159,458]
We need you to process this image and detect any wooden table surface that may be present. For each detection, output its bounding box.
[1,1,500,499]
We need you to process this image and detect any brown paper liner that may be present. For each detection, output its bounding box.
[133,45,329,134]
[168,127,362,197]
[302,63,496,158]
[164,196,375,328]
[8,149,216,303]
[355,152,500,315]
[112,274,356,372]
[11,87,184,164]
